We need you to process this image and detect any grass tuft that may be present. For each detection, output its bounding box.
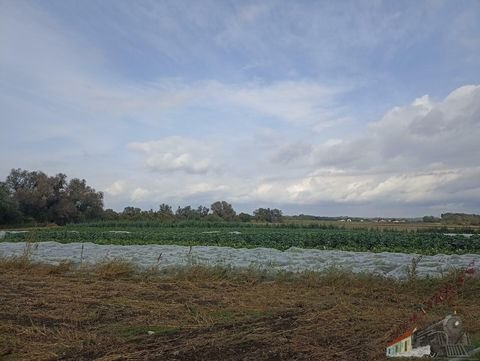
[94,258,136,279]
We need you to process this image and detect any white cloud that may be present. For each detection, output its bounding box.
[128,136,220,174]
[255,85,480,207]
[243,169,464,205]
[33,81,477,217]
[105,180,127,196]
[131,187,149,201]
[266,84,480,173]
[187,182,228,195]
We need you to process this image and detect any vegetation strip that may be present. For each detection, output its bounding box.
[2,224,480,255]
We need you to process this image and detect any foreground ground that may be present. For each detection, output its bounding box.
[1,260,479,360]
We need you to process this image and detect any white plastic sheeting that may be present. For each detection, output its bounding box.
[0,241,479,279]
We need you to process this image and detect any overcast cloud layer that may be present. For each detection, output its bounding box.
[1,0,480,217]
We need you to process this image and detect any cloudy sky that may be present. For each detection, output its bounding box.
[1,0,479,217]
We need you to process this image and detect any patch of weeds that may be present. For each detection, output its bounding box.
[140,252,164,278]
[406,255,423,283]
[94,258,136,279]
[174,264,228,281]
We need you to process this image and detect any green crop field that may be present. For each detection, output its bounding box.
[2,221,480,255]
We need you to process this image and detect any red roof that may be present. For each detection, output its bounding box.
[387,328,416,347]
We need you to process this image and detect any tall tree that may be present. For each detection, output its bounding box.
[158,203,174,219]
[62,178,104,223]
[210,201,236,221]
[3,169,103,225]
[175,205,195,220]
[6,169,51,221]
[196,205,210,218]
[253,208,283,223]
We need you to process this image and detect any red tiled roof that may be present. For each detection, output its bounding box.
[387,328,416,347]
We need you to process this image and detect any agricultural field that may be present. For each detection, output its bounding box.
[284,218,480,232]
[5,223,479,359]
[2,221,480,255]
[2,226,480,359]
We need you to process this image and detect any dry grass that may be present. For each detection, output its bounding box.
[93,258,136,279]
[0,261,479,360]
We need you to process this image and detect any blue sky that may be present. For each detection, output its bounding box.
[1,0,480,216]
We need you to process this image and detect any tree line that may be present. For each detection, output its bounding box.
[103,201,283,223]
[0,169,283,225]
[440,213,480,225]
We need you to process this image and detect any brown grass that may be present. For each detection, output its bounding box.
[0,261,479,361]
[93,258,136,279]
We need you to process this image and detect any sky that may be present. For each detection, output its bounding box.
[1,0,480,217]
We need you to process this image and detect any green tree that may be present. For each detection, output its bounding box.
[6,169,51,222]
[175,205,196,220]
[0,182,21,224]
[158,203,174,219]
[3,169,103,225]
[238,212,252,223]
[196,205,210,218]
[422,215,440,223]
[253,208,283,223]
[122,206,142,219]
[52,178,103,224]
[103,208,119,221]
[210,201,236,221]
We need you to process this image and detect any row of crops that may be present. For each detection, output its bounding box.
[62,220,480,233]
[3,225,480,254]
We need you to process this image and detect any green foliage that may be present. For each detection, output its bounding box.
[3,222,480,255]
[422,215,440,223]
[158,203,174,219]
[210,201,236,221]
[0,182,21,224]
[2,168,103,225]
[238,212,252,222]
[253,207,283,223]
[441,212,480,225]
[175,205,210,220]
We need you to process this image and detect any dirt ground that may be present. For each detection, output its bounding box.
[1,261,479,361]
